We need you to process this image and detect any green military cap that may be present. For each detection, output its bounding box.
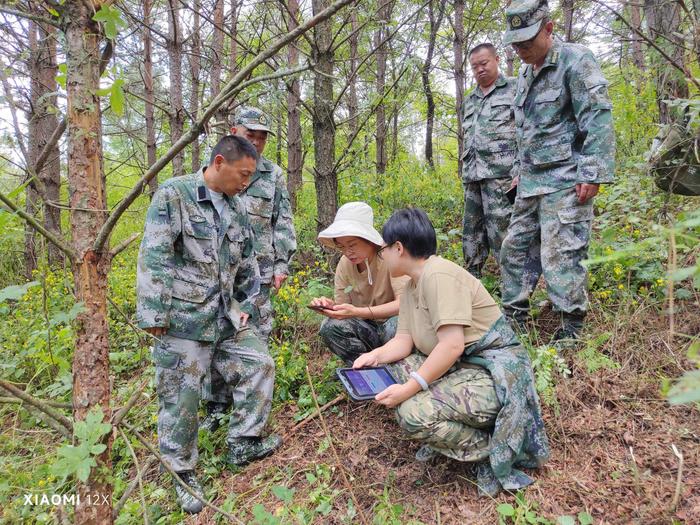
[503,0,550,45]
[233,106,275,135]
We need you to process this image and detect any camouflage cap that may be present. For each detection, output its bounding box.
[503,0,550,45]
[232,106,275,135]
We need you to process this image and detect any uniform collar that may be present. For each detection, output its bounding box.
[528,40,561,78]
[195,167,235,206]
[471,74,507,99]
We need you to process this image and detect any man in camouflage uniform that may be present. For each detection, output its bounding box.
[201,107,297,431]
[137,136,281,514]
[499,0,615,340]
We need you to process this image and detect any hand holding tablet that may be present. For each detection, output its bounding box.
[336,366,398,401]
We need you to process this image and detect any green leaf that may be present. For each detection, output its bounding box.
[271,485,294,504]
[0,281,39,302]
[110,78,125,116]
[497,503,516,517]
[668,369,700,404]
[92,5,127,40]
[578,512,594,525]
[90,444,107,455]
[669,266,699,281]
[557,517,576,525]
[56,63,67,89]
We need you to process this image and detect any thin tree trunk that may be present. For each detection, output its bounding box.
[628,0,645,69]
[312,0,337,232]
[505,46,515,76]
[562,0,574,42]
[190,0,201,172]
[167,0,185,176]
[63,0,113,522]
[286,0,303,211]
[230,0,239,77]
[143,0,158,194]
[211,0,226,131]
[375,2,393,175]
[423,0,446,169]
[347,9,359,137]
[454,0,465,177]
[276,78,283,166]
[25,21,39,277]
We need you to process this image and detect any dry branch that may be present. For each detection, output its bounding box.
[0,380,73,433]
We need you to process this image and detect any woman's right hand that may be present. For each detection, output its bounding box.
[310,296,335,308]
[353,352,379,369]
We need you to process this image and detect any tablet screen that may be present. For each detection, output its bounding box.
[342,368,396,396]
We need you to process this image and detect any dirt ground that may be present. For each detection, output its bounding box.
[192,302,700,525]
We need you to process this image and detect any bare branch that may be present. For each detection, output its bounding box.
[0,6,60,28]
[0,380,73,433]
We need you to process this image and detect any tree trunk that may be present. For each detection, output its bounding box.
[286,0,303,211]
[422,0,446,169]
[375,2,393,175]
[505,46,515,76]
[453,0,465,178]
[63,1,113,522]
[628,0,645,69]
[347,10,359,137]
[167,0,185,176]
[312,0,337,232]
[211,0,226,131]
[645,0,689,124]
[143,0,158,194]
[230,0,239,77]
[190,0,202,172]
[562,0,574,42]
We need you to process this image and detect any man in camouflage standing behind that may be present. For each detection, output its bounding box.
[137,135,282,514]
[201,106,297,429]
[499,0,615,341]
[461,42,538,280]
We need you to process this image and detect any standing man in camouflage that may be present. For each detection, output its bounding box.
[499,0,615,340]
[201,106,297,429]
[461,43,520,278]
[137,136,282,514]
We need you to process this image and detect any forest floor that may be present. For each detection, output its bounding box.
[182,299,700,525]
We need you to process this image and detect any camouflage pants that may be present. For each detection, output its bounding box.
[249,284,273,341]
[500,187,593,319]
[319,316,398,365]
[153,329,274,472]
[390,353,501,462]
[462,177,514,277]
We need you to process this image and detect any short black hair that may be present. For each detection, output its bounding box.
[209,135,258,165]
[468,42,497,58]
[381,208,437,259]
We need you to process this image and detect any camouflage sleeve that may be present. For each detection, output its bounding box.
[271,165,297,276]
[569,51,616,185]
[136,186,181,329]
[233,221,261,316]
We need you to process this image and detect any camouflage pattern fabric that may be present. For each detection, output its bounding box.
[500,41,614,318]
[319,316,398,364]
[153,328,274,472]
[390,315,549,491]
[136,170,260,341]
[501,187,593,318]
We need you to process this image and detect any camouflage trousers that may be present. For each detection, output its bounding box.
[500,187,593,319]
[153,328,274,472]
[319,316,398,365]
[389,354,501,463]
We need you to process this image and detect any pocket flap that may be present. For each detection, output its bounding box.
[558,205,594,224]
[530,143,572,166]
[490,95,512,107]
[171,278,208,303]
[183,217,213,239]
[534,87,561,103]
[245,185,271,199]
[226,229,242,242]
[152,345,179,369]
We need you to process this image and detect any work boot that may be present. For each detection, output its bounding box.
[226,435,283,467]
[173,471,204,514]
[552,312,586,342]
[415,444,438,462]
[200,402,229,432]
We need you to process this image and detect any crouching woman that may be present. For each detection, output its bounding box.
[353,208,549,496]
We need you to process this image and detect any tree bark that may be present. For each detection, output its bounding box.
[562,0,575,42]
[230,0,239,77]
[312,0,337,232]
[63,1,113,522]
[211,0,226,131]
[190,0,201,172]
[347,9,359,137]
[375,1,393,175]
[286,0,303,211]
[167,0,185,176]
[143,0,158,194]
[453,0,465,178]
[422,0,446,169]
[628,0,645,69]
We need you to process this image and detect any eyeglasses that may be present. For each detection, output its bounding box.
[511,24,544,50]
[377,242,396,260]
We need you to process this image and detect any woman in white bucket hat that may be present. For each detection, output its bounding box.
[310,202,410,364]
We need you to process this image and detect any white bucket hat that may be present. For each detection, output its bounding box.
[317,202,384,250]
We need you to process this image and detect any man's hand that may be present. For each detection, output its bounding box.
[144,327,167,337]
[575,183,599,203]
[375,383,413,408]
[310,296,335,309]
[240,312,249,326]
[321,303,357,320]
[509,175,520,190]
[353,352,379,369]
[273,274,288,290]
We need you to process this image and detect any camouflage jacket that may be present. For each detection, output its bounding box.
[461,75,518,183]
[136,170,260,342]
[513,41,615,197]
[240,157,297,284]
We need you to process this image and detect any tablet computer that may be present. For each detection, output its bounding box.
[336,366,398,401]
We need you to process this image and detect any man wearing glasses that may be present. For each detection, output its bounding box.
[499,0,615,341]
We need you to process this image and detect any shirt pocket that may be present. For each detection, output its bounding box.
[245,187,274,219]
[171,278,208,303]
[226,227,245,265]
[182,214,214,263]
[533,87,563,127]
[529,142,572,167]
[488,96,513,122]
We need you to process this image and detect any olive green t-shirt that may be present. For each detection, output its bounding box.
[397,256,501,353]
[334,255,409,321]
